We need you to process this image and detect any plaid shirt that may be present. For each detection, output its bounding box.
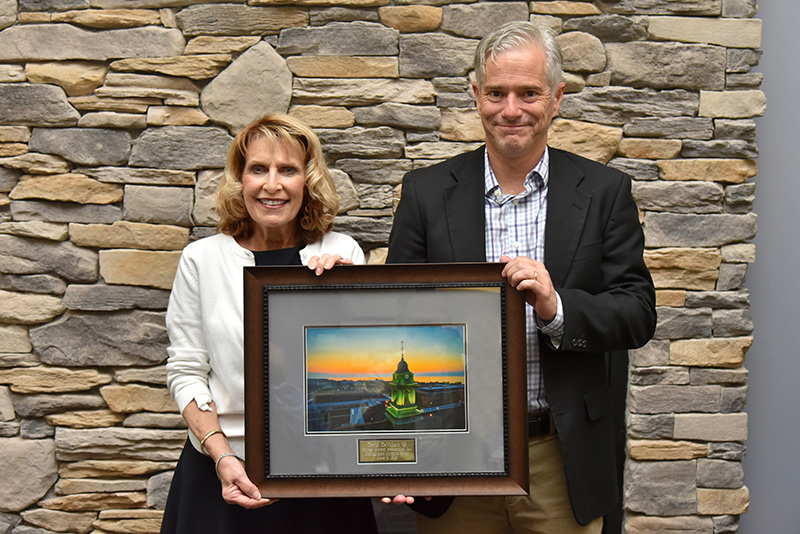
[484,148,564,413]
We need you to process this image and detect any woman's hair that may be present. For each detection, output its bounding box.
[474,20,563,93]
[215,113,339,244]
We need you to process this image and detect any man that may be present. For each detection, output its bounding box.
[386,21,657,533]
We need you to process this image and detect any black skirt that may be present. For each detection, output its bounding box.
[160,442,379,534]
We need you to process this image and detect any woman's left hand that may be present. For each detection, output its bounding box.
[307,254,353,276]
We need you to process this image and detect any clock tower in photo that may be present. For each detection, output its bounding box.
[386,341,423,427]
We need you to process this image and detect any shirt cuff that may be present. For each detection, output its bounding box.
[537,292,564,348]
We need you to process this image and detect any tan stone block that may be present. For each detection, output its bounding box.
[617,138,682,160]
[548,119,622,164]
[625,515,713,533]
[0,221,69,241]
[699,90,766,119]
[185,36,261,55]
[69,96,159,114]
[648,16,762,48]
[0,143,28,157]
[57,478,147,495]
[697,486,750,515]
[78,112,147,129]
[109,55,232,80]
[18,12,51,23]
[146,106,209,126]
[59,460,176,478]
[289,105,355,128]
[51,9,161,29]
[656,290,686,307]
[628,439,707,460]
[0,386,14,421]
[644,248,721,290]
[0,65,26,82]
[99,249,182,290]
[253,0,388,4]
[658,158,757,184]
[293,78,435,106]
[10,174,123,204]
[405,142,482,160]
[379,6,442,32]
[20,509,96,534]
[26,62,107,97]
[440,109,484,142]
[0,325,32,353]
[39,492,146,512]
[367,247,388,265]
[115,366,168,385]
[45,410,126,429]
[95,86,198,107]
[673,413,748,442]
[0,290,65,325]
[0,153,71,174]
[670,337,752,368]
[287,56,398,78]
[103,73,201,94]
[100,384,178,414]
[98,509,164,519]
[531,1,601,15]
[0,126,31,143]
[93,517,162,534]
[0,367,112,394]
[70,221,189,251]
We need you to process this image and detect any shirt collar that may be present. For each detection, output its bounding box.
[484,146,550,197]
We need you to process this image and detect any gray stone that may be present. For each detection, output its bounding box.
[644,213,757,247]
[19,419,54,439]
[726,72,763,89]
[685,290,750,309]
[336,159,412,185]
[725,183,755,213]
[352,103,441,131]
[334,215,392,245]
[709,442,746,461]
[633,181,724,213]
[10,200,122,225]
[441,2,529,39]
[201,41,291,134]
[123,413,185,428]
[63,284,170,311]
[115,366,167,386]
[192,169,222,227]
[630,385,721,413]
[720,386,747,412]
[717,263,748,291]
[399,34,476,78]
[681,140,758,158]
[0,438,58,513]
[698,459,744,489]
[727,49,761,73]
[292,78,435,106]
[0,221,68,241]
[0,422,19,438]
[0,235,98,283]
[437,93,476,108]
[10,524,58,534]
[317,127,405,159]
[715,119,756,141]
[0,387,13,422]
[598,0,721,15]
[0,168,21,194]
[723,0,758,17]
[630,339,670,367]
[0,274,66,295]
[129,126,233,170]
[432,77,470,93]
[407,132,439,143]
[19,0,87,10]
[30,310,169,367]
[0,0,15,30]
[712,309,753,336]
[653,307,712,340]
[190,227,216,242]
[624,117,714,140]
[278,22,398,56]
[0,24,184,61]
[356,184,394,210]
[310,7,379,25]
[563,14,647,42]
[713,514,739,534]
[28,128,131,166]
[625,460,697,515]
[606,42,725,90]
[559,87,699,126]
[146,470,173,509]
[607,159,659,181]
[123,185,194,226]
[558,32,606,73]
[0,84,79,127]
[176,4,307,36]
[630,366,690,386]
[0,511,21,532]
[691,368,748,386]
[330,169,359,214]
[78,166,196,186]
[55,427,185,461]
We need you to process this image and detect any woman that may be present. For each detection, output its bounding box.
[161,114,377,533]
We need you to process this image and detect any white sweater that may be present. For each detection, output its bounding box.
[165,232,365,457]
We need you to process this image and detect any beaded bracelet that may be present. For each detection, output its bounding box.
[199,428,225,455]
[215,452,245,478]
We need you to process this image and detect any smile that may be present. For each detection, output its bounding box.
[258,199,288,207]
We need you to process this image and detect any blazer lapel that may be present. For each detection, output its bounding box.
[443,148,487,262]
[545,149,591,287]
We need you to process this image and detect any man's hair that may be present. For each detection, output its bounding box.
[473,20,563,93]
[215,113,339,245]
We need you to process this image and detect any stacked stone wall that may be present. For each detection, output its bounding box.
[0,0,761,532]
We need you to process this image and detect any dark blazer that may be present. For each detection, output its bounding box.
[387,146,656,525]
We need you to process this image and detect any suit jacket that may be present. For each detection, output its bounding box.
[387,146,656,525]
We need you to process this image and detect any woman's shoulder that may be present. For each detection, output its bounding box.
[302,232,364,264]
[179,233,241,260]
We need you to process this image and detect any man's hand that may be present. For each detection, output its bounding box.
[500,255,557,321]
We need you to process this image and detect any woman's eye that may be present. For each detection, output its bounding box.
[282,166,298,175]
[250,165,265,174]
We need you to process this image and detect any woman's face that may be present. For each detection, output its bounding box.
[240,136,307,246]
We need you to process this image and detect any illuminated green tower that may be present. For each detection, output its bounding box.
[386,342,423,426]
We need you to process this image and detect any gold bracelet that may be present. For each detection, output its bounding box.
[199,429,225,455]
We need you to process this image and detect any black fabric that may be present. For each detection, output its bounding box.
[253,244,303,266]
[160,442,378,534]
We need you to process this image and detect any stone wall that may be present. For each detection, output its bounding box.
[0,0,761,532]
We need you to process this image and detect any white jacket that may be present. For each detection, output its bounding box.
[165,232,365,457]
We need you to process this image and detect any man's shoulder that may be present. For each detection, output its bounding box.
[549,146,628,179]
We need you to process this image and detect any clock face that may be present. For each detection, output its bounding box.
[404,373,409,379]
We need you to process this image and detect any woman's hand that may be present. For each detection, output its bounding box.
[380,495,416,505]
[307,254,354,276]
[216,454,278,509]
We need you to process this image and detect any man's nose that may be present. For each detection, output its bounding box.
[502,94,523,118]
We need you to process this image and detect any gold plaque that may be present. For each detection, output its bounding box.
[358,439,416,464]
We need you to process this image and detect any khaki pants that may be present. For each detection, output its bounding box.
[416,435,603,534]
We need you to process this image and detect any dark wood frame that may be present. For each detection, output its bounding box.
[243,262,528,498]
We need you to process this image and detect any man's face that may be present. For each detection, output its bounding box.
[473,44,565,162]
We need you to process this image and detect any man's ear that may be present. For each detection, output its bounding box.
[551,81,566,118]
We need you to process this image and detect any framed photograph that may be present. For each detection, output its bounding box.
[243,263,528,498]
